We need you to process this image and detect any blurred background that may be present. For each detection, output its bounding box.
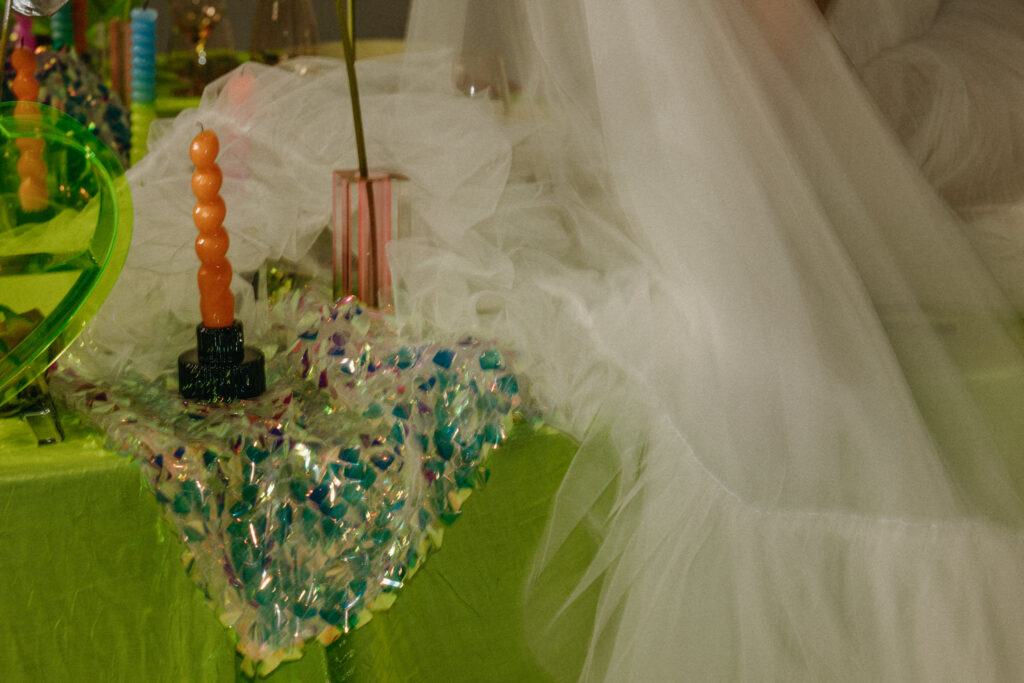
[1,1,420,163]
[149,0,411,53]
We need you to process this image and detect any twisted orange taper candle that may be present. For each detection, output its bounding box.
[11,47,48,213]
[190,129,234,328]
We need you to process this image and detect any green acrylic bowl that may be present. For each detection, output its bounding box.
[0,101,132,406]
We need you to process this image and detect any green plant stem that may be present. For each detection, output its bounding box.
[0,1,12,100]
[335,0,380,307]
[346,0,354,59]
[336,0,368,178]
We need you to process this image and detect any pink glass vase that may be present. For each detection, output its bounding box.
[331,170,406,309]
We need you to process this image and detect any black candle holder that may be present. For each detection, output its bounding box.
[178,320,265,401]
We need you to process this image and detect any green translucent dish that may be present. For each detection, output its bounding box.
[0,101,132,406]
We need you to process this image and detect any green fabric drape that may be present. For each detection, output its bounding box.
[0,417,576,681]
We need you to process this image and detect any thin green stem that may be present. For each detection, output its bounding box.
[336,0,368,179]
[0,1,12,100]
[346,0,354,59]
[334,0,380,307]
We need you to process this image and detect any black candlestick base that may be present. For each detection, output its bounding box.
[178,321,265,401]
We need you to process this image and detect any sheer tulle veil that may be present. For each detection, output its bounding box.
[73,0,1024,678]
[399,0,1024,680]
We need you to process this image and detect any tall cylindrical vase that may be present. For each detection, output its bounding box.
[331,171,407,310]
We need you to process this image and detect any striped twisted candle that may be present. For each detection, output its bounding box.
[50,3,73,51]
[129,7,158,165]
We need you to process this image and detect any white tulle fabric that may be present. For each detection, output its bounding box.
[402,1,1024,680]
[77,0,1024,679]
[830,0,1024,309]
[80,53,511,378]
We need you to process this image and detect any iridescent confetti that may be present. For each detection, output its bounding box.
[50,294,524,675]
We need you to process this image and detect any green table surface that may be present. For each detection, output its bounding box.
[0,416,576,682]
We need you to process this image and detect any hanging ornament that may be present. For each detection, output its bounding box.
[11,0,69,17]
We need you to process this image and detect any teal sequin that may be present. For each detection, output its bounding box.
[478,349,504,370]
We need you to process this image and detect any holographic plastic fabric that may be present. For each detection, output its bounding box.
[51,294,522,673]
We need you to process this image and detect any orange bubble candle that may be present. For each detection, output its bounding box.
[190,129,235,328]
[178,128,265,401]
[11,47,49,213]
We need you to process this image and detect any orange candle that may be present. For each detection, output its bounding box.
[190,129,235,328]
[108,19,125,102]
[72,0,89,56]
[10,47,48,213]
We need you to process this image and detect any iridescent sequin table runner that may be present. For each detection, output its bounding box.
[51,295,522,674]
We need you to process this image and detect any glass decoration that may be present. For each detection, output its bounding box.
[168,0,227,95]
[250,0,319,65]
[331,170,407,310]
[11,0,69,16]
[0,101,132,410]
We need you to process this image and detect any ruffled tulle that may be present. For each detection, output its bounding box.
[831,0,1024,306]
[404,1,1024,679]
[80,53,512,380]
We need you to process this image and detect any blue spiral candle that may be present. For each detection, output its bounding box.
[50,3,73,51]
[130,8,158,104]
[130,7,158,165]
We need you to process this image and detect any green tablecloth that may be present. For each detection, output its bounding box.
[0,416,576,681]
